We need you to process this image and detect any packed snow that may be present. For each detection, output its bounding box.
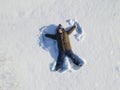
[0,0,120,90]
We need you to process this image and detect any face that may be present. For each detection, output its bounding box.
[58,29,63,33]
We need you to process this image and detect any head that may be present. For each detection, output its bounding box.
[57,24,65,34]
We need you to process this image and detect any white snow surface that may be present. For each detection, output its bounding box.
[0,0,120,90]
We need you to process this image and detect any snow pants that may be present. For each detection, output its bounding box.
[55,50,84,68]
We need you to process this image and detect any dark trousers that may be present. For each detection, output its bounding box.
[56,50,83,68]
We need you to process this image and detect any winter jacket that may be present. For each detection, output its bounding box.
[45,25,76,51]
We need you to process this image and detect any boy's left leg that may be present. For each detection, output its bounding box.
[66,50,84,66]
[55,51,65,71]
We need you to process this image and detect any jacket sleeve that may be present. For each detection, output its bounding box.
[45,34,56,40]
[67,26,76,35]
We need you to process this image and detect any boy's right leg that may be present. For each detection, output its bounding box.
[67,50,84,66]
[55,52,65,71]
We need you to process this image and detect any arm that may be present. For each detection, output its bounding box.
[45,34,56,40]
[67,26,76,35]
[45,24,61,39]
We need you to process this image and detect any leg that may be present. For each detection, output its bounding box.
[67,50,83,66]
[55,51,65,71]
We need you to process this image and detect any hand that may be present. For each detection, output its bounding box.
[74,22,77,28]
[45,34,48,37]
[73,25,77,29]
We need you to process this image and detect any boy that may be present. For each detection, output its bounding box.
[45,24,83,71]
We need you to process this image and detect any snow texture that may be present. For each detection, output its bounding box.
[0,0,120,90]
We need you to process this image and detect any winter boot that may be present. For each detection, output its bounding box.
[54,62,63,71]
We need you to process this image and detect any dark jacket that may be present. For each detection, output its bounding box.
[45,25,76,51]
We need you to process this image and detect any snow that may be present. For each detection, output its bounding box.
[0,0,120,90]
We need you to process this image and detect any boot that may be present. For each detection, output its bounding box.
[54,62,62,71]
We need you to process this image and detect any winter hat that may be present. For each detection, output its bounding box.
[57,24,65,33]
[58,24,63,29]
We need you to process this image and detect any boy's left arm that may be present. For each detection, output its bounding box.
[67,26,76,35]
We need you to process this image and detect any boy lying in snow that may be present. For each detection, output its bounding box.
[45,24,83,71]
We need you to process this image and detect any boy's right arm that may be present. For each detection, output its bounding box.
[45,24,61,40]
[45,34,56,40]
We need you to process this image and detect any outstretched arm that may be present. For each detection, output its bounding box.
[45,34,56,40]
[45,24,62,39]
[67,26,76,35]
